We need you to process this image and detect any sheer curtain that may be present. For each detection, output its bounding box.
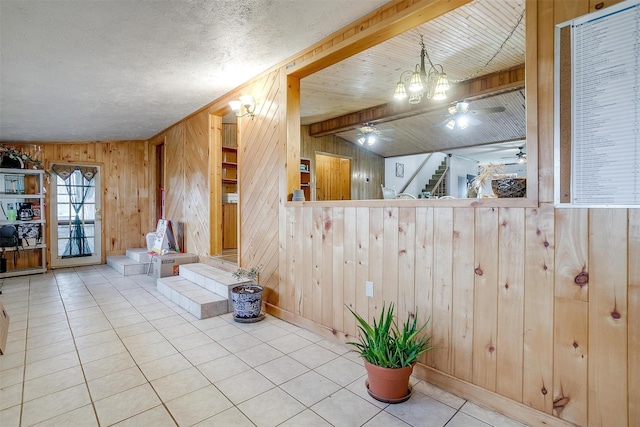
[52,165,98,258]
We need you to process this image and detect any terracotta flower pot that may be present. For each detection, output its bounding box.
[364,360,414,402]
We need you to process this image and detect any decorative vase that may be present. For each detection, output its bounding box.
[364,360,414,403]
[231,284,264,320]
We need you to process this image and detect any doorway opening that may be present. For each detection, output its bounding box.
[315,153,351,201]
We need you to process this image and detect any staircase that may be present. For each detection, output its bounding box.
[106,248,152,276]
[156,263,250,319]
[423,158,448,197]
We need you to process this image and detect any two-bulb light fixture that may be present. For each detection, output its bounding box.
[393,35,450,104]
[445,102,470,130]
[357,132,377,146]
[229,95,256,119]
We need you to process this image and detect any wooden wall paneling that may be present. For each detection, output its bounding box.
[553,208,588,426]
[523,203,555,414]
[321,206,334,328]
[368,207,384,324]
[332,206,345,331]
[287,205,303,314]
[397,207,416,330]
[301,206,314,318]
[354,206,370,332]
[588,209,628,427]
[312,206,324,324]
[415,207,434,366]
[451,207,475,382]
[629,208,640,427]
[210,115,223,256]
[472,207,500,391]
[164,124,186,226]
[382,207,399,313]
[432,207,454,374]
[496,208,526,402]
[343,206,357,338]
[184,111,210,255]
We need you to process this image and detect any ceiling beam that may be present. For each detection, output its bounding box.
[308,64,525,137]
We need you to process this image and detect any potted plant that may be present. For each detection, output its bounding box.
[231,265,264,322]
[346,302,432,403]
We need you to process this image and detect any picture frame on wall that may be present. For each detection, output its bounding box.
[395,162,404,178]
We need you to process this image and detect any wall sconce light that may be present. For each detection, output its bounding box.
[229,95,256,119]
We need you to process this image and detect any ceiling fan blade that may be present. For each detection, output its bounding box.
[378,135,394,141]
[467,116,483,125]
[433,118,451,128]
[469,106,506,115]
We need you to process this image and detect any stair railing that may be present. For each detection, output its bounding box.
[431,167,449,198]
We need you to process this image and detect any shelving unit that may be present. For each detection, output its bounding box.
[0,168,46,277]
[300,157,311,201]
[221,146,238,250]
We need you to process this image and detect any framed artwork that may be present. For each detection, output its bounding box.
[395,162,404,178]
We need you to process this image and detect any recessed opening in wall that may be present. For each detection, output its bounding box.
[291,0,532,202]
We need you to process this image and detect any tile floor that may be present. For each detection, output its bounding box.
[0,265,527,427]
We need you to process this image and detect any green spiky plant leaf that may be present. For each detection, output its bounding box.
[346,302,433,368]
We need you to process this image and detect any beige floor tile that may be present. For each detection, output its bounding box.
[158,322,200,339]
[65,306,104,320]
[26,327,72,349]
[82,351,137,381]
[413,379,466,409]
[0,382,23,411]
[281,370,341,407]
[266,333,313,354]
[181,341,231,365]
[70,319,113,338]
[384,392,457,427]
[23,365,85,402]
[316,338,351,355]
[0,365,24,388]
[312,388,382,427]
[279,409,333,426]
[128,340,178,365]
[2,336,25,356]
[169,330,214,352]
[191,315,228,331]
[294,328,324,343]
[32,404,98,427]
[112,405,177,427]
[0,351,25,372]
[203,323,244,341]
[26,319,70,337]
[363,410,412,426]
[78,339,127,364]
[248,324,291,342]
[0,403,21,427]
[344,374,389,409]
[150,314,190,330]
[27,312,67,328]
[24,350,80,381]
[314,355,366,387]
[460,402,527,427]
[94,383,161,426]
[121,330,167,350]
[215,369,275,404]
[114,321,156,338]
[289,343,340,369]
[25,338,76,364]
[87,366,147,401]
[166,385,233,426]
[73,329,120,350]
[151,366,211,402]
[108,313,148,329]
[447,412,492,427]
[235,342,284,367]
[21,383,91,426]
[238,387,305,427]
[255,355,309,385]
[193,406,255,427]
[142,307,178,320]
[139,353,192,381]
[198,354,251,383]
[217,332,263,353]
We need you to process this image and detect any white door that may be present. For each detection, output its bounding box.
[50,164,102,268]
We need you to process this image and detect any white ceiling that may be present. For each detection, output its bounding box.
[0,0,389,142]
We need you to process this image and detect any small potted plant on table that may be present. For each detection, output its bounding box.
[347,302,432,403]
[231,265,264,323]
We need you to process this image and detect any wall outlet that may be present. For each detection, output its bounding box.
[365,281,374,298]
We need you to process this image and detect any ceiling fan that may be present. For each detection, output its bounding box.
[500,146,527,164]
[356,123,394,145]
[434,101,506,130]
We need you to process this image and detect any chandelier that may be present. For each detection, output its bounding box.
[393,35,449,104]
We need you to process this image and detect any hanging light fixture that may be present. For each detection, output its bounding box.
[393,35,449,105]
[229,95,256,119]
[357,132,376,145]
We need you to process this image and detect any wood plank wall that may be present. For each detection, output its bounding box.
[301,127,385,200]
[7,141,151,265]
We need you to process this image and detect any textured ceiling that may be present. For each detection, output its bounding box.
[0,0,388,142]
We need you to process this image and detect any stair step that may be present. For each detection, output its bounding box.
[178,263,250,309]
[106,255,148,276]
[126,248,151,263]
[157,276,228,319]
